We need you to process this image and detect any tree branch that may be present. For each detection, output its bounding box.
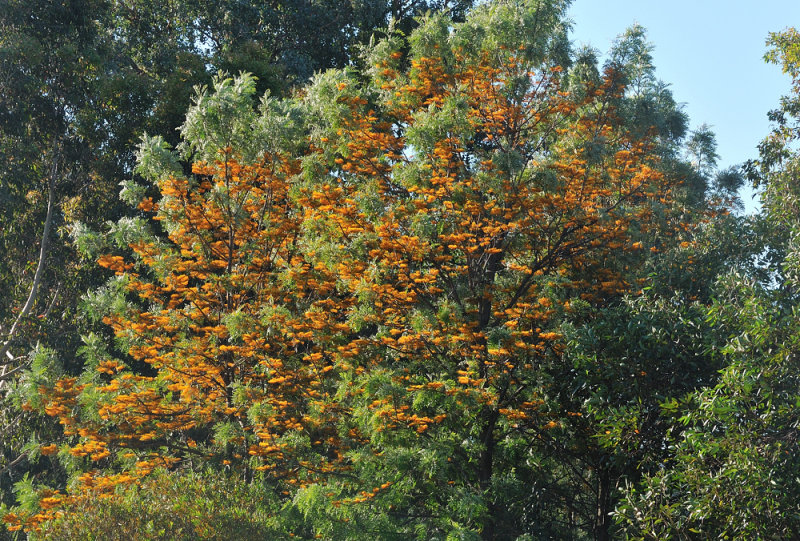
[0,450,29,478]
[0,141,59,371]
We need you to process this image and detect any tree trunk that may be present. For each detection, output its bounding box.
[595,466,612,541]
[479,408,500,540]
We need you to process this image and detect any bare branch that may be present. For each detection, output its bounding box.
[0,450,30,478]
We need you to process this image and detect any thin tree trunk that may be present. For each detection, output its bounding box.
[0,144,59,379]
[479,408,500,540]
[595,466,612,541]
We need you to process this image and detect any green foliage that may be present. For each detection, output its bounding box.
[1,0,435,515]
[615,27,800,540]
[615,275,800,539]
[33,469,290,541]
[687,124,720,177]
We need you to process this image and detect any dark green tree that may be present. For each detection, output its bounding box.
[615,27,800,540]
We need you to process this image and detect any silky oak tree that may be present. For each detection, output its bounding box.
[4,74,356,534]
[6,1,699,538]
[292,3,692,538]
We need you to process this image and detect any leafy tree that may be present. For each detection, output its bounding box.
[615,274,800,539]
[472,22,743,540]
[686,124,720,178]
[292,3,710,538]
[0,0,101,376]
[4,73,352,534]
[0,0,483,520]
[0,0,478,392]
[0,1,124,519]
[615,27,800,540]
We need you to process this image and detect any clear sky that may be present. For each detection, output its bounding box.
[568,1,800,213]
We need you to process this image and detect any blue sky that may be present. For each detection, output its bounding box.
[568,1,800,213]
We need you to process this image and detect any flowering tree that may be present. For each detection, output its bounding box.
[294,3,687,538]
[7,2,703,538]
